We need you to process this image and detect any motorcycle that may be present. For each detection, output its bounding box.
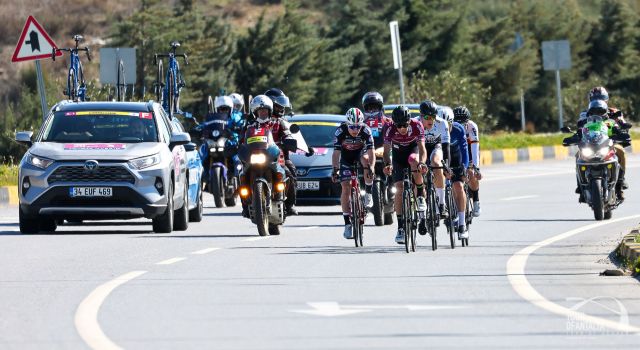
[562,122,627,220]
[190,113,241,208]
[238,124,297,236]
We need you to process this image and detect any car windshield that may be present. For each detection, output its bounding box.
[295,121,341,147]
[42,111,158,143]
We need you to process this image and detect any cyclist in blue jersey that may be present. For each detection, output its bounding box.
[447,116,470,238]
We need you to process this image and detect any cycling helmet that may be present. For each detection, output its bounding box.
[588,86,609,102]
[587,99,608,117]
[214,96,233,110]
[250,95,273,124]
[438,106,455,125]
[229,93,244,112]
[419,100,438,116]
[391,105,411,125]
[453,106,471,123]
[361,91,384,118]
[345,107,365,126]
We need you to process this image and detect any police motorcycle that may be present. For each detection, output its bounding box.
[189,96,241,207]
[562,107,630,220]
[238,95,298,236]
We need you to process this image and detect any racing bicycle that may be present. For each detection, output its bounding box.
[401,168,422,253]
[348,164,366,247]
[52,34,91,101]
[420,163,447,251]
[444,178,457,249]
[154,41,189,116]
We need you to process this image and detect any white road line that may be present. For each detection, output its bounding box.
[155,257,186,265]
[298,226,319,231]
[191,247,220,255]
[244,236,271,241]
[506,214,640,334]
[75,270,147,350]
[501,195,539,201]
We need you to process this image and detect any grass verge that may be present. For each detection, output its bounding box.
[0,164,18,186]
[482,130,640,150]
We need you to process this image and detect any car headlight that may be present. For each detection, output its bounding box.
[250,154,266,164]
[580,148,594,158]
[26,153,54,169]
[217,139,225,147]
[129,153,161,170]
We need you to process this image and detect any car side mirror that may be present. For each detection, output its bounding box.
[184,142,197,152]
[561,126,572,133]
[169,132,191,149]
[289,123,300,134]
[16,131,34,147]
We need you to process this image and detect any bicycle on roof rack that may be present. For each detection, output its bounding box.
[52,34,91,102]
[154,41,189,116]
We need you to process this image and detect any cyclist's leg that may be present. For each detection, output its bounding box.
[429,145,446,214]
[451,167,467,234]
[339,156,357,238]
[408,152,426,211]
[359,152,374,207]
[468,169,480,216]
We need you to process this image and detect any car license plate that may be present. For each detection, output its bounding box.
[297,181,320,191]
[69,187,113,197]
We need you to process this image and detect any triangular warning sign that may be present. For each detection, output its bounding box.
[11,16,62,62]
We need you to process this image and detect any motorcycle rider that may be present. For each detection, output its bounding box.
[332,108,376,239]
[264,88,299,215]
[199,96,235,184]
[239,95,288,217]
[419,100,451,218]
[383,106,428,244]
[453,106,482,217]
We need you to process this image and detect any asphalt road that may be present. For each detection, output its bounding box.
[0,155,639,349]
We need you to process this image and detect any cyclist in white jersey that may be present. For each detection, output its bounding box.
[437,105,454,128]
[453,106,481,216]
[419,100,451,217]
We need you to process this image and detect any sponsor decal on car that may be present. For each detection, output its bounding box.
[63,143,126,150]
[64,111,142,117]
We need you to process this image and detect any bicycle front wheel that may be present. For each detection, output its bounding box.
[155,60,164,106]
[427,187,438,250]
[168,70,176,115]
[402,188,412,253]
[67,69,77,101]
[446,187,456,249]
[351,187,363,247]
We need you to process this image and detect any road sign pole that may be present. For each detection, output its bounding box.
[389,21,405,104]
[35,60,47,120]
[398,67,405,105]
[520,88,526,131]
[555,70,563,129]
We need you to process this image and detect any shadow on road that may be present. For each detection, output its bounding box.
[486,219,593,222]
[203,212,242,217]
[138,234,255,239]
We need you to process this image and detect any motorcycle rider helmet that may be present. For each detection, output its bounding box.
[419,100,438,118]
[438,106,455,125]
[588,86,609,102]
[229,93,244,112]
[391,105,411,126]
[361,91,384,118]
[453,106,471,123]
[214,95,233,114]
[587,99,608,118]
[345,107,365,126]
[250,95,273,124]
[265,88,291,118]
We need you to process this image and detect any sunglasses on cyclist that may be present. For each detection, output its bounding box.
[347,124,362,130]
[395,123,408,129]
[421,114,436,120]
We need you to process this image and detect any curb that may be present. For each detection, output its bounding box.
[618,228,640,275]
[480,140,640,166]
[0,186,19,206]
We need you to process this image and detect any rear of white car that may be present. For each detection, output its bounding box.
[16,101,190,234]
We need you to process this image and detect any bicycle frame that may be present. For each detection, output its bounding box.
[154,43,188,116]
[52,35,90,101]
[348,165,365,247]
[401,168,419,253]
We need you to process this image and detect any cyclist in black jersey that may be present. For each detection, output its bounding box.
[332,108,375,239]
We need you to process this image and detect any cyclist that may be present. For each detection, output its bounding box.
[443,114,470,238]
[453,106,482,217]
[437,105,455,127]
[264,88,299,215]
[419,100,451,218]
[383,106,428,244]
[332,108,375,239]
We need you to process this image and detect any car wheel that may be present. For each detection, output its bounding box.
[19,206,39,234]
[153,182,174,233]
[189,183,203,222]
[40,218,57,233]
[173,182,189,231]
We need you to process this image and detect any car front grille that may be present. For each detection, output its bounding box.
[48,166,135,184]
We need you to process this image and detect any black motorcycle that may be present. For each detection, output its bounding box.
[239,124,297,236]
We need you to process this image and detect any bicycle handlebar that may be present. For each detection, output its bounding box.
[154,53,189,65]
[52,47,91,61]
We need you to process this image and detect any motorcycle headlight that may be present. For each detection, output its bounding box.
[597,146,609,157]
[129,153,161,170]
[250,154,266,164]
[26,153,54,169]
[580,148,594,158]
[217,139,225,147]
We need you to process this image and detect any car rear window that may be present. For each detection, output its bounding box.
[42,111,158,143]
[293,121,341,147]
